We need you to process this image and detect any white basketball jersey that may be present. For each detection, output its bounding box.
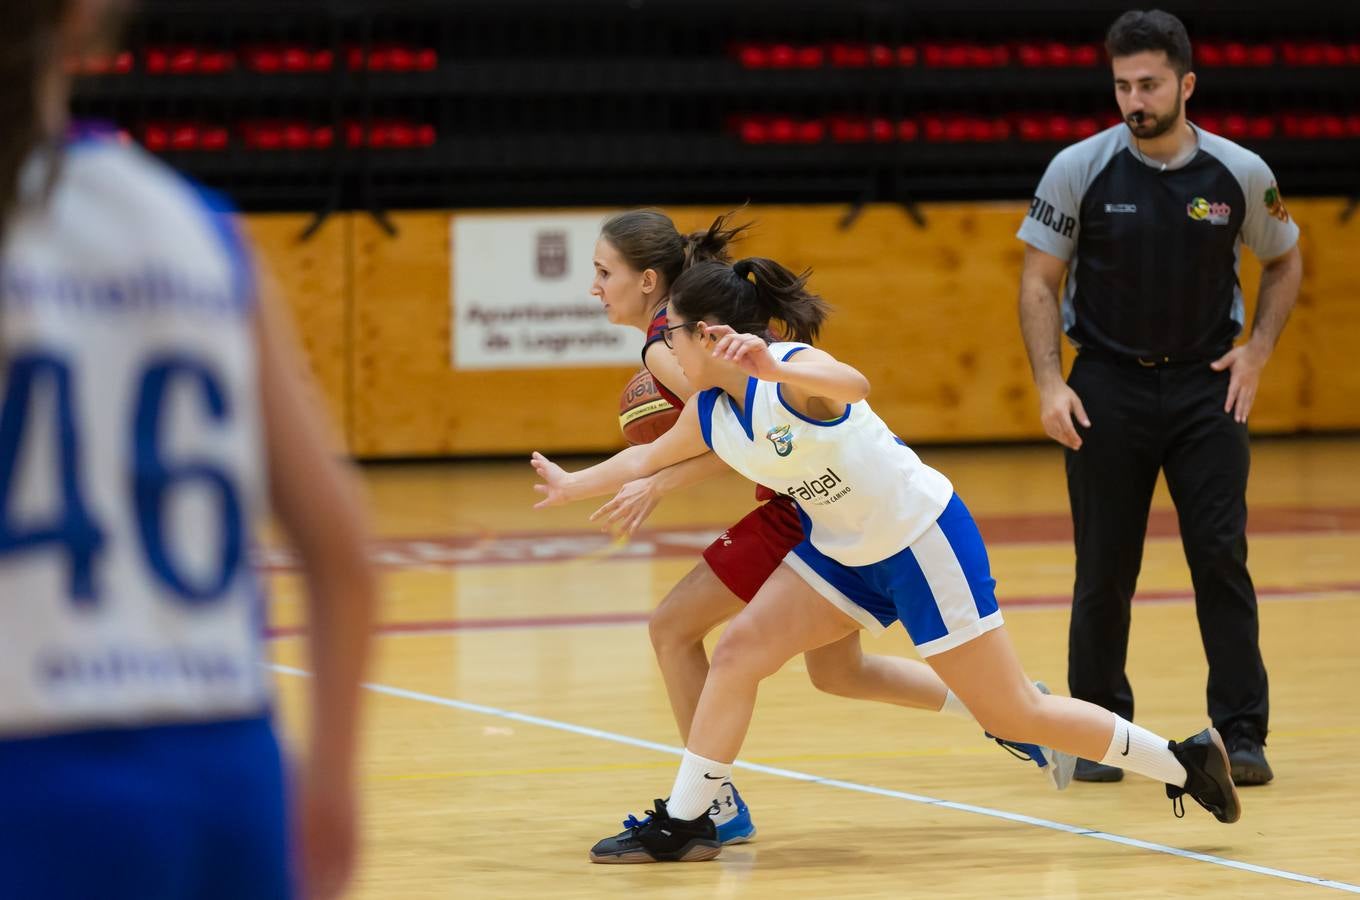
[698,342,954,566]
[0,134,270,737]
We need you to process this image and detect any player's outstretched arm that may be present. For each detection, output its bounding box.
[532,399,711,508]
[589,451,732,537]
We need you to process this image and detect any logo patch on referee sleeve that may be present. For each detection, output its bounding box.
[1264,183,1290,222]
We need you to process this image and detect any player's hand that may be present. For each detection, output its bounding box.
[296,764,358,900]
[589,476,661,539]
[703,324,778,379]
[530,451,573,508]
[1038,380,1090,450]
[1210,343,1268,424]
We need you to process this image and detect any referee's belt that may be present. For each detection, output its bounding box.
[1076,347,1227,369]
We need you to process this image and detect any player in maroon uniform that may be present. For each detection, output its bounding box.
[590,210,1072,842]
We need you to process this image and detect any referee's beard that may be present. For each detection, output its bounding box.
[1125,91,1183,140]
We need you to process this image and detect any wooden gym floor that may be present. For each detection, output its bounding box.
[265,436,1360,899]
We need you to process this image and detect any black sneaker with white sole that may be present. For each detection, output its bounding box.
[589,798,721,864]
[1166,728,1242,824]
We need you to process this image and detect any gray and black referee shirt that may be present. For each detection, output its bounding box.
[1016,123,1300,360]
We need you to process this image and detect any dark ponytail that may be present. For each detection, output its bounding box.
[671,257,830,344]
[0,1,68,249]
[600,208,750,291]
[680,208,749,270]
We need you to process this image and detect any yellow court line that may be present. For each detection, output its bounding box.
[1267,725,1360,739]
[370,759,679,782]
[364,725,1360,783]
[367,744,1002,783]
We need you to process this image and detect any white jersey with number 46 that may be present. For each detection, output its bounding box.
[0,134,271,737]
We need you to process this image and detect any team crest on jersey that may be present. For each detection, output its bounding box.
[1264,183,1290,222]
[1186,197,1231,225]
[766,424,794,457]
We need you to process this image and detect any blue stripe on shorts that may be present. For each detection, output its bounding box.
[790,493,1002,655]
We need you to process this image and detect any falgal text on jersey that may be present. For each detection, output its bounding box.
[785,468,851,506]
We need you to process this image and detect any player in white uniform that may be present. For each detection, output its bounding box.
[532,257,1242,863]
[592,210,1073,844]
[0,3,375,897]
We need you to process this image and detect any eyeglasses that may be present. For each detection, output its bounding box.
[659,321,698,349]
[660,322,774,349]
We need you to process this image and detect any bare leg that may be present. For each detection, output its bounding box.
[686,564,860,763]
[803,632,948,711]
[926,626,1122,762]
[648,561,744,743]
[919,625,1236,812]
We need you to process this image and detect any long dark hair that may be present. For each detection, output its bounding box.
[600,208,750,294]
[1,0,72,248]
[670,257,831,345]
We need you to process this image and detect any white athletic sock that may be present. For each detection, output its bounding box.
[668,750,732,820]
[1101,716,1188,787]
[939,689,971,719]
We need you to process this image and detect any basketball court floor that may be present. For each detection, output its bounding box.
[264,437,1360,898]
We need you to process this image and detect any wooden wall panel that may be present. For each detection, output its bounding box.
[1270,199,1360,431]
[681,204,1060,442]
[247,198,1358,458]
[239,213,351,449]
[348,212,641,456]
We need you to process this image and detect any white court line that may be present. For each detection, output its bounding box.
[269,664,1360,894]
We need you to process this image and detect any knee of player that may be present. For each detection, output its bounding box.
[971,707,1018,738]
[804,658,855,697]
[970,691,1044,739]
[709,622,781,680]
[648,600,706,652]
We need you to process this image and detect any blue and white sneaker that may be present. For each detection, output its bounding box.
[619,780,756,847]
[711,781,756,845]
[985,682,1077,791]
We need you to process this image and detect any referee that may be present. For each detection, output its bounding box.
[1016,9,1302,786]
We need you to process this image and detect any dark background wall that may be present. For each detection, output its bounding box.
[75,0,1360,216]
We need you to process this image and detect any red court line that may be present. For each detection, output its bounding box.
[256,505,1360,573]
[975,505,1360,544]
[266,610,649,639]
[265,580,1360,639]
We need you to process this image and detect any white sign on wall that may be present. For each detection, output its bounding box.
[450,212,640,370]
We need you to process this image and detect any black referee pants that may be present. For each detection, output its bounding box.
[1064,353,1269,740]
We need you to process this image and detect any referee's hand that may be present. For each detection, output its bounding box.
[1210,344,1268,425]
[1039,381,1091,450]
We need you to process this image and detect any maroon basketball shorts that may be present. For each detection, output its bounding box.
[702,495,805,602]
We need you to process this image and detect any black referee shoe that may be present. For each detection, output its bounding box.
[1166,728,1242,824]
[1225,727,1274,786]
[588,798,721,864]
[1073,758,1124,782]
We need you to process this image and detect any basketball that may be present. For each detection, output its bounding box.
[618,368,680,444]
